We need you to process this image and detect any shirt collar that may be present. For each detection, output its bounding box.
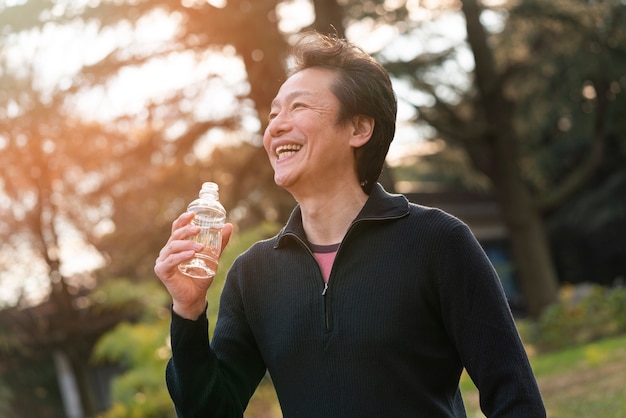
[275,183,410,247]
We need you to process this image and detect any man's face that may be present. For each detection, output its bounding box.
[263,67,359,196]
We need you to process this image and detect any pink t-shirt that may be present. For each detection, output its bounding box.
[310,243,340,283]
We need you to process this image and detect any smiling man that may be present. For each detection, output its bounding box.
[154,31,546,418]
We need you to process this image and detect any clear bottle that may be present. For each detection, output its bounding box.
[178,182,226,279]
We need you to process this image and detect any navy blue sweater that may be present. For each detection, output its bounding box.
[166,184,546,417]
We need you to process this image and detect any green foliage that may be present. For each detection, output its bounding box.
[100,360,175,418]
[92,281,175,418]
[89,279,172,320]
[93,322,170,370]
[0,381,12,417]
[518,284,626,352]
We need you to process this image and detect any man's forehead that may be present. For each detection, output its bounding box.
[271,90,313,108]
[271,68,338,107]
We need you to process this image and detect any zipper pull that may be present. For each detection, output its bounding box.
[322,282,328,296]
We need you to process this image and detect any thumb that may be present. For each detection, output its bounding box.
[221,223,234,251]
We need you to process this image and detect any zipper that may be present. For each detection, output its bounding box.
[279,211,408,333]
[322,282,330,331]
[283,233,334,331]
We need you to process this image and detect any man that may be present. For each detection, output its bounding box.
[154,31,546,417]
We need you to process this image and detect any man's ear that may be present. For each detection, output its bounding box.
[349,115,375,148]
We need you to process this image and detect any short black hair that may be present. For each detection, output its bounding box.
[290,32,397,194]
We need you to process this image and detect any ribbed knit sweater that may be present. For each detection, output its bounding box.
[166,184,546,417]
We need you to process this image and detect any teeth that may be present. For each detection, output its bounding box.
[276,144,302,159]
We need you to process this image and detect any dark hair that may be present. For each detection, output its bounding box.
[290,31,397,194]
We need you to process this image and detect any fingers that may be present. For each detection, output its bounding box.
[156,216,234,286]
[221,223,234,251]
[172,211,194,232]
[155,239,203,282]
[156,213,204,280]
[169,212,199,240]
[165,213,200,246]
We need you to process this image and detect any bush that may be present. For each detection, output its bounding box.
[519,283,626,353]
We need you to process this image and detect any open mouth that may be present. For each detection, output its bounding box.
[276,144,302,160]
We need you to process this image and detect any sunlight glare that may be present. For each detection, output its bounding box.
[276,0,314,34]
[346,20,398,53]
[0,242,50,307]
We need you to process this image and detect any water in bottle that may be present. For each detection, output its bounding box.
[178,182,226,279]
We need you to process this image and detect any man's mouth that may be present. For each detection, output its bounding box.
[276,144,302,160]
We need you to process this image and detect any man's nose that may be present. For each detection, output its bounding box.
[267,112,291,137]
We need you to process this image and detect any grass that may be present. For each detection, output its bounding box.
[461,334,626,418]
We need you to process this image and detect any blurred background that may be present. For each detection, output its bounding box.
[0,0,625,417]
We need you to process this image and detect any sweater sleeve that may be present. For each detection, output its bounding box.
[437,222,546,417]
[165,261,267,417]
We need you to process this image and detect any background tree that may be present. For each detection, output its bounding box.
[502,0,626,287]
[0,0,294,415]
[379,0,625,317]
[460,0,560,317]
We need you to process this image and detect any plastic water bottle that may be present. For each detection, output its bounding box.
[178,182,226,279]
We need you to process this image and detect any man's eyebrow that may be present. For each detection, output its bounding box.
[270,90,313,108]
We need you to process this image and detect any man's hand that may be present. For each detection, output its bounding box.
[154,211,233,320]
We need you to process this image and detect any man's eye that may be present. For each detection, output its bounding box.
[268,112,278,121]
[293,102,306,109]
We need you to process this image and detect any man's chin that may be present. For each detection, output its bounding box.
[273,174,296,192]
[273,174,288,188]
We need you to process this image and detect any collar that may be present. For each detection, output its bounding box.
[275,183,410,248]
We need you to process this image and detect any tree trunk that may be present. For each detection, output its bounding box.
[461,0,559,317]
[69,346,97,417]
[54,345,98,418]
[312,0,346,37]
[54,351,84,418]
[489,138,559,317]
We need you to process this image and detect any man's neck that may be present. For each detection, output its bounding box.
[296,183,368,246]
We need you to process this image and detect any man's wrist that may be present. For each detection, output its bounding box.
[172,300,207,320]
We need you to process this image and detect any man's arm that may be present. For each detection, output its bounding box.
[438,223,546,417]
[166,259,267,418]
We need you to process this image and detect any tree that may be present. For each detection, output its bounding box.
[0,0,294,415]
[0,50,143,412]
[459,0,560,317]
[461,0,625,315]
[378,0,625,317]
[504,0,626,286]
